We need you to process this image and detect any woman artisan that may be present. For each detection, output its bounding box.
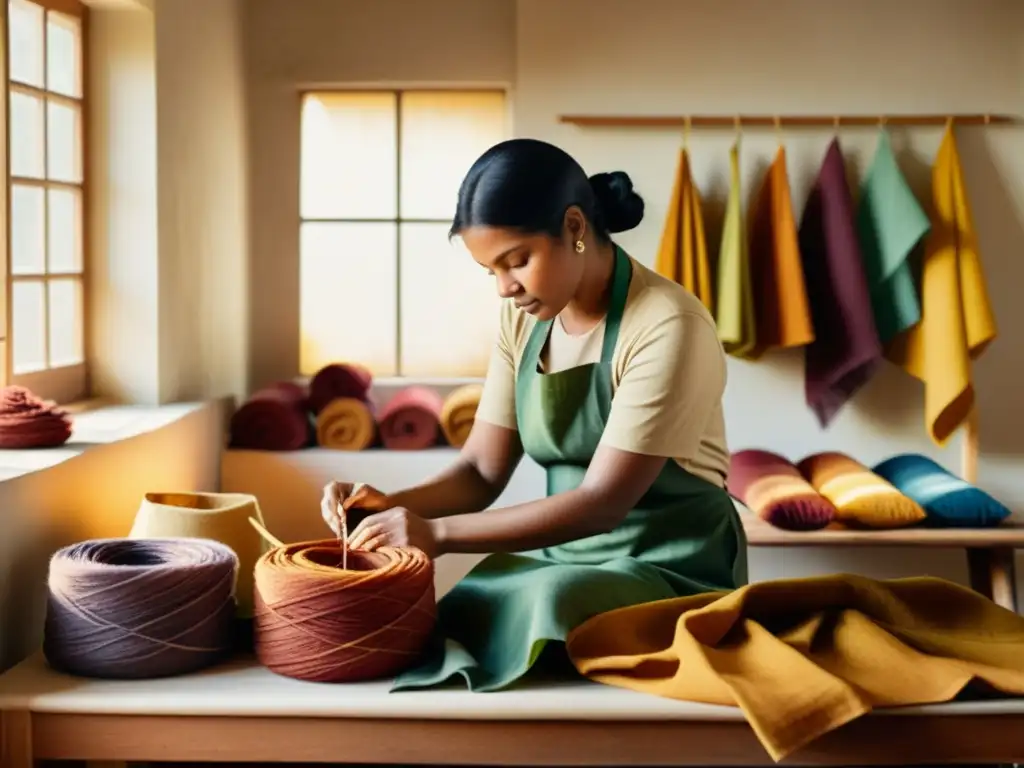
[321,138,747,691]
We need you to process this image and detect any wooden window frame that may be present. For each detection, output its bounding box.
[2,0,89,405]
[298,87,507,379]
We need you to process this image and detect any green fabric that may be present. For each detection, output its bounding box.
[715,142,757,356]
[392,246,748,693]
[855,129,931,344]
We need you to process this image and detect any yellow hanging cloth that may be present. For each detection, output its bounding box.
[566,573,1024,763]
[654,148,714,311]
[715,143,756,356]
[742,146,815,360]
[886,122,997,445]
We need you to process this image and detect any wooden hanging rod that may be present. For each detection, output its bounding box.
[558,113,1020,129]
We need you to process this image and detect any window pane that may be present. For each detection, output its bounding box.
[300,92,397,219]
[399,223,499,377]
[400,92,508,220]
[11,90,44,178]
[47,99,81,182]
[47,186,82,273]
[46,11,81,98]
[48,277,83,367]
[13,279,46,374]
[300,222,397,376]
[11,184,45,275]
[9,0,44,88]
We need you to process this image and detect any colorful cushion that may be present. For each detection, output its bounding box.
[873,453,1012,528]
[728,449,836,531]
[797,451,925,529]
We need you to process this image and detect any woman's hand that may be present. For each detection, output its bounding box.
[347,507,442,559]
[319,481,391,537]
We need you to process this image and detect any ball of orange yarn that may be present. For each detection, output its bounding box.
[253,540,436,683]
[0,385,73,448]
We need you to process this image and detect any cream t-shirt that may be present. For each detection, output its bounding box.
[475,256,730,488]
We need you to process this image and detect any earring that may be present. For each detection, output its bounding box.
[575,240,585,254]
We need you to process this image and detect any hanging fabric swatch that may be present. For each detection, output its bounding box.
[743,146,815,359]
[797,139,883,427]
[886,123,997,445]
[655,149,714,311]
[855,130,931,344]
[715,143,757,356]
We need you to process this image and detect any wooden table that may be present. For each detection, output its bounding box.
[2,653,1024,767]
[741,513,1024,611]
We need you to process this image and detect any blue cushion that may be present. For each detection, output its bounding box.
[872,453,1011,528]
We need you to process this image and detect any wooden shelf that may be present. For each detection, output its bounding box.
[558,113,1021,129]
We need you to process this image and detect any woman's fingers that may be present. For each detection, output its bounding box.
[320,488,340,536]
[320,481,355,536]
[357,534,387,552]
[347,518,381,550]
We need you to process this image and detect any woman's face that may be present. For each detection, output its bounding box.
[460,210,586,321]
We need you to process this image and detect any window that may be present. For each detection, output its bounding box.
[299,90,509,378]
[5,0,87,404]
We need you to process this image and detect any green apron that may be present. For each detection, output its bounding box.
[392,246,747,693]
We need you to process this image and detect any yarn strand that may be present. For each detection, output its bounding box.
[337,495,348,570]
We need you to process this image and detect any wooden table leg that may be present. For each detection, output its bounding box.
[0,710,32,768]
[967,546,1018,612]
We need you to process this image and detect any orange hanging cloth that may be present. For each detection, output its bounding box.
[741,146,815,359]
[654,148,714,312]
[885,122,997,445]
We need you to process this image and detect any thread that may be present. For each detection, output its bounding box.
[308,362,373,414]
[254,540,436,683]
[43,537,238,679]
[377,386,444,450]
[0,385,73,448]
[229,381,312,451]
[315,396,376,450]
[439,383,483,448]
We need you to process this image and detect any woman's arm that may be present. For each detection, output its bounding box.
[347,309,727,556]
[385,420,524,519]
[429,310,726,554]
[432,446,666,553]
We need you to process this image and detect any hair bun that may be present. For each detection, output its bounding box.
[588,171,645,233]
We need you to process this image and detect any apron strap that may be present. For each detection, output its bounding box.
[600,246,632,364]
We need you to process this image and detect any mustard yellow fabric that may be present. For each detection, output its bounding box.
[797,451,925,529]
[567,573,1024,762]
[655,149,714,312]
[439,383,484,448]
[129,492,270,618]
[715,143,757,357]
[315,396,375,450]
[886,123,997,445]
[743,146,815,360]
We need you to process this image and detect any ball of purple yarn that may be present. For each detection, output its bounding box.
[43,537,238,679]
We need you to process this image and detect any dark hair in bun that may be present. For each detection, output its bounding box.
[587,171,645,234]
[450,138,645,242]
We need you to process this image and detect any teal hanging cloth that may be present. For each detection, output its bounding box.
[855,129,931,344]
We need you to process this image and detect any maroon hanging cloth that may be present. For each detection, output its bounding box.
[798,139,883,427]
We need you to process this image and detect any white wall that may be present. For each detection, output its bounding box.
[88,5,160,403]
[87,0,250,405]
[153,0,249,403]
